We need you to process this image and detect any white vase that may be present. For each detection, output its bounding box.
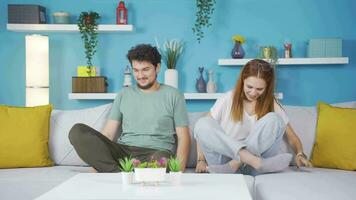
[121,172,133,185]
[164,69,178,88]
[134,168,166,184]
[169,171,182,186]
[206,70,217,93]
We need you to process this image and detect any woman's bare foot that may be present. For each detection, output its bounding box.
[207,160,241,174]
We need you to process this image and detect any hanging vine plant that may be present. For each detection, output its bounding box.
[192,0,216,43]
[77,11,100,76]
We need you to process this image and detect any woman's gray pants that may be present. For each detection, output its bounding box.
[194,112,287,167]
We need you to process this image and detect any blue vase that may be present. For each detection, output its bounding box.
[231,41,245,59]
[196,67,206,93]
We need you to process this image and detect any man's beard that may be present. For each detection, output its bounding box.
[136,76,157,90]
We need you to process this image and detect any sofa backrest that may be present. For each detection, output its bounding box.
[49,101,356,168]
[49,104,112,166]
[283,101,356,159]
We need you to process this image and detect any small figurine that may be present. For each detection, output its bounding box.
[123,65,132,87]
[284,42,292,58]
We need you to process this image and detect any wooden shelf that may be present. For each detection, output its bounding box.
[68,92,283,100]
[218,57,349,66]
[7,24,133,32]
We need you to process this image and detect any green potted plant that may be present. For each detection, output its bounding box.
[77,11,100,77]
[157,39,184,89]
[168,157,182,185]
[133,157,167,185]
[118,157,134,185]
[168,156,181,172]
[192,0,216,43]
[258,45,279,67]
[73,11,107,93]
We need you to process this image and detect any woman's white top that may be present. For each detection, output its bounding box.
[210,90,289,141]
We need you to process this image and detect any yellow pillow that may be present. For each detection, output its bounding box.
[0,105,53,168]
[311,102,356,170]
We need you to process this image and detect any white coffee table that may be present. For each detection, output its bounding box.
[35,173,252,200]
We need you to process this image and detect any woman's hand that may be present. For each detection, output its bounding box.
[195,160,208,173]
[295,155,313,168]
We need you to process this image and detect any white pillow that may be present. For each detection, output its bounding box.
[49,103,112,166]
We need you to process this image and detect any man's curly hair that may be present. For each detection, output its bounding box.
[126,44,161,67]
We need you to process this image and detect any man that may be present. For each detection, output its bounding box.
[69,44,190,172]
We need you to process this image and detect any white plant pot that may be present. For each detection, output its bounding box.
[169,171,182,186]
[121,172,134,185]
[134,168,166,183]
[164,69,178,88]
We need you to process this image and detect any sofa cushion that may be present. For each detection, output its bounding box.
[255,167,356,200]
[0,105,53,168]
[279,101,356,165]
[186,112,207,168]
[0,166,91,200]
[311,102,356,170]
[49,104,112,166]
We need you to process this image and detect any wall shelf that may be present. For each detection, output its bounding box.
[68,93,224,100]
[7,24,133,32]
[68,92,283,100]
[218,57,349,66]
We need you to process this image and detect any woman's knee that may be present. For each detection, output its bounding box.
[193,116,214,139]
[261,112,285,127]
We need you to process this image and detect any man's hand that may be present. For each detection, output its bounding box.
[195,160,208,173]
[175,127,190,171]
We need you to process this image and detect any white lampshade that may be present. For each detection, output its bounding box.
[25,34,49,107]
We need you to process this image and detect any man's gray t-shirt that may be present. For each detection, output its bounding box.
[108,85,189,153]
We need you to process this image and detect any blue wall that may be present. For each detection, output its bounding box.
[1,0,355,112]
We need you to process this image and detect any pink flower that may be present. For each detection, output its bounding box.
[158,157,167,167]
[132,158,141,167]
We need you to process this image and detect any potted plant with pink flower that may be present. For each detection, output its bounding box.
[133,157,167,185]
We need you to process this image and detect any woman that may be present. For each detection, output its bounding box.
[194,59,312,174]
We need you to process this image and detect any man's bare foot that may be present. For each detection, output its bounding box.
[89,167,97,173]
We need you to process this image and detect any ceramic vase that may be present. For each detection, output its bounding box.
[231,41,245,59]
[196,67,206,93]
[164,69,178,88]
[206,70,217,93]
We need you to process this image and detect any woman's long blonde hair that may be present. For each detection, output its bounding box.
[230,59,276,122]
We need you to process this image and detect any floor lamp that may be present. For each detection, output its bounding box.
[25,34,49,107]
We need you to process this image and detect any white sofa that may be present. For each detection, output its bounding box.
[1,102,355,200]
